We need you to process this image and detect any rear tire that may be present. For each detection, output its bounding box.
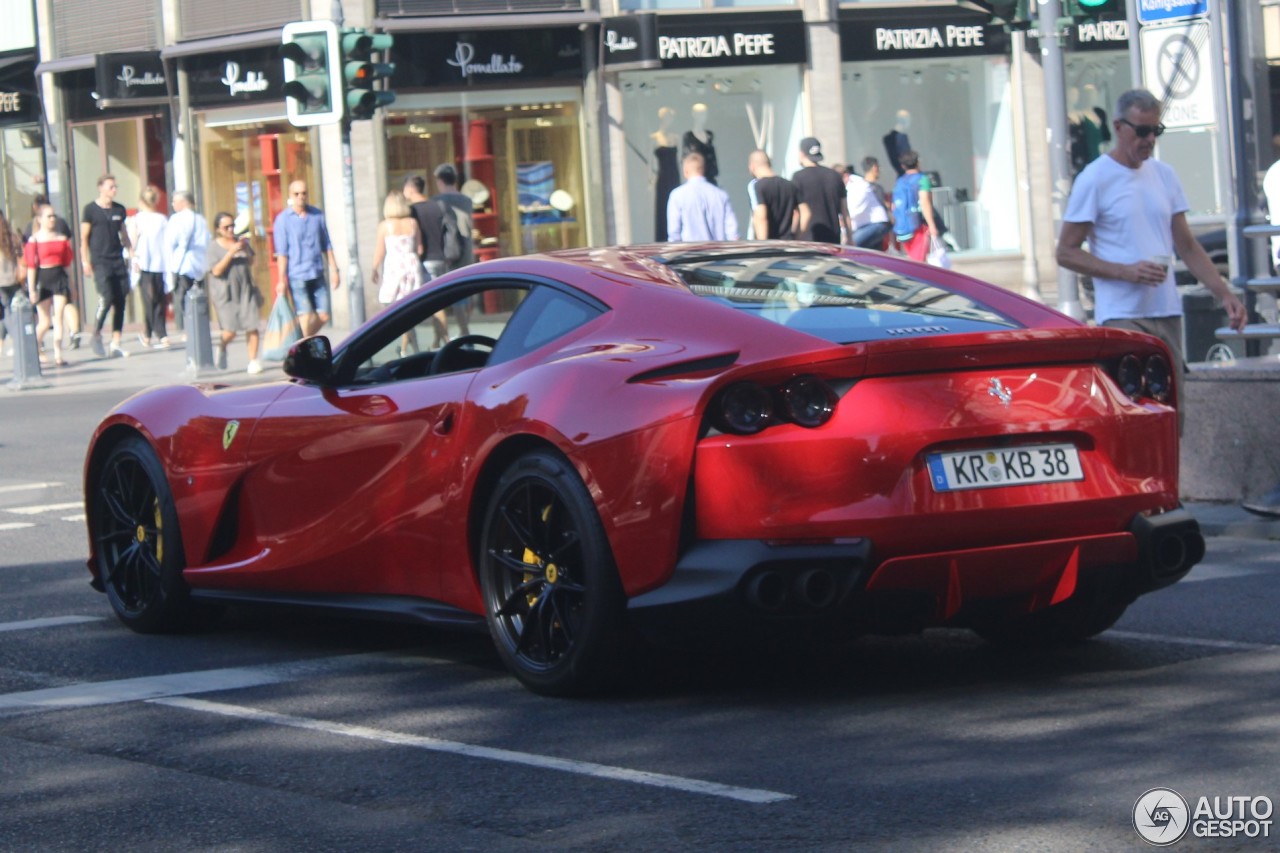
[90,435,195,633]
[478,450,625,696]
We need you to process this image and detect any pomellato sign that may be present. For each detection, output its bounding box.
[187,48,283,106]
[94,52,167,107]
[392,28,583,89]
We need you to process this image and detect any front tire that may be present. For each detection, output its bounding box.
[479,450,625,696]
[90,435,194,633]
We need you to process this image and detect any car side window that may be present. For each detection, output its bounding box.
[345,285,529,385]
[488,284,604,363]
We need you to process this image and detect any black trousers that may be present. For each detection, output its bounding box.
[92,263,129,335]
[138,270,167,340]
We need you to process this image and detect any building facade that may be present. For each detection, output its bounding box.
[24,0,1279,329]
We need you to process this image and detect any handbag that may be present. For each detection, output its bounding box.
[262,291,302,361]
[927,235,952,269]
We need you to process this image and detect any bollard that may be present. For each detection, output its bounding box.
[182,282,216,377]
[6,290,48,390]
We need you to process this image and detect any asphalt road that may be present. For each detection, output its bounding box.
[2,383,1279,851]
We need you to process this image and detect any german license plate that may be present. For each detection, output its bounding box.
[927,444,1084,492]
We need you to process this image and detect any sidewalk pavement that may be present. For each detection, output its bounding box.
[2,329,283,397]
[6,329,1279,541]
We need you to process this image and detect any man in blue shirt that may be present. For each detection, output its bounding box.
[667,152,739,242]
[272,180,340,336]
[164,190,209,337]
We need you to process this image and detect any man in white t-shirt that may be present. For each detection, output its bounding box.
[1057,88,1246,431]
[846,156,891,249]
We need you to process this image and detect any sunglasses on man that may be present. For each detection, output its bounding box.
[1118,118,1166,138]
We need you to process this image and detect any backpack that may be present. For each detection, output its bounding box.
[437,199,470,265]
[892,173,924,238]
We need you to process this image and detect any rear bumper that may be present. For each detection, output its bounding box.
[627,507,1203,629]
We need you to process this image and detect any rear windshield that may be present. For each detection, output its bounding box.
[667,254,1020,344]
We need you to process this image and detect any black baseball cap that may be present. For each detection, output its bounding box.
[799,137,823,161]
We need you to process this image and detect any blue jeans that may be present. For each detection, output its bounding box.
[289,276,331,316]
[853,221,891,250]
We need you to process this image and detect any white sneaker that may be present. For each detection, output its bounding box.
[246,360,263,375]
[109,343,129,358]
[90,334,106,357]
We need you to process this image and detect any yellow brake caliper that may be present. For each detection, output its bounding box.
[521,504,556,608]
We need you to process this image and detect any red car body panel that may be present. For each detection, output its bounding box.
[84,243,1198,636]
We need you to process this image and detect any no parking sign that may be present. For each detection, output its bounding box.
[1141,20,1215,129]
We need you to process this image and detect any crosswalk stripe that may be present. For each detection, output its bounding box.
[153,696,795,804]
[6,502,84,515]
[0,482,64,494]
[0,522,36,531]
[0,615,103,633]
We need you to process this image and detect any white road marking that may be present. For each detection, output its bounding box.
[0,651,433,713]
[6,502,84,515]
[153,696,795,804]
[0,615,103,633]
[0,482,64,494]
[0,522,36,531]
[60,514,86,522]
[1109,630,1277,652]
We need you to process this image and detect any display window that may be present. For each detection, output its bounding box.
[0,126,45,230]
[385,89,587,260]
[1064,53,1131,181]
[840,57,1019,254]
[196,111,316,302]
[618,66,804,243]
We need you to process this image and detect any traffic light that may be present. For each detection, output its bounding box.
[281,21,343,127]
[973,1,1035,32]
[342,29,396,121]
[1064,0,1120,21]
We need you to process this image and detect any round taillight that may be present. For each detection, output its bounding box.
[713,382,774,435]
[1144,354,1172,402]
[1116,354,1144,400]
[781,375,838,428]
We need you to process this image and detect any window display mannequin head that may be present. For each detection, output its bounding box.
[691,103,709,139]
[894,109,911,132]
[653,107,677,147]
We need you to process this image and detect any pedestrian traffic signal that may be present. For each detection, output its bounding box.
[342,29,395,121]
[281,21,343,127]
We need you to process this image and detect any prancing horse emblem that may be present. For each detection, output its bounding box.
[988,378,1013,407]
[223,420,240,450]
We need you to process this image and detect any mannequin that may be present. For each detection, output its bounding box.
[652,107,680,241]
[1068,85,1110,176]
[882,109,912,177]
[682,102,719,185]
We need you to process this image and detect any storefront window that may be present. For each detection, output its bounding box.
[386,89,587,260]
[620,1,793,8]
[1,127,45,228]
[196,113,316,301]
[619,66,804,243]
[840,57,1019,254]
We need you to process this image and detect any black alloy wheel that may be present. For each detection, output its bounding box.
[91,435,194,633]
[479,450,625,695]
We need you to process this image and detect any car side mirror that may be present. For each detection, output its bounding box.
[283,335,333,383]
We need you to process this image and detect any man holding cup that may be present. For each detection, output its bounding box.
[1057,88,1246,431]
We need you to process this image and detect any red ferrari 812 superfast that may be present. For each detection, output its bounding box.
[84,244,1203,694]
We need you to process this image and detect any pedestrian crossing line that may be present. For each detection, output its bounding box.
[0,482,65,494]
[60,514,86,522]
[152,696,796,804]
[5,502,84,516]
[0,522,36,531]
[1109,630,1277,652]
[0,651,438,713]
[0,615,103,633]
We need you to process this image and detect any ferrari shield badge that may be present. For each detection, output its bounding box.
[223,420,240,450]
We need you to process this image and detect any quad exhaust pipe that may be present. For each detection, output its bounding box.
[745,568,840,612]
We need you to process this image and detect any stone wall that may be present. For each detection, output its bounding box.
[1180,359,1280,502]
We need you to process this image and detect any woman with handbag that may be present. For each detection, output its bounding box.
[207,212,264,374]
[24,204,75,366]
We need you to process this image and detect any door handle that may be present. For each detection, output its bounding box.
[433,408,455,435]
